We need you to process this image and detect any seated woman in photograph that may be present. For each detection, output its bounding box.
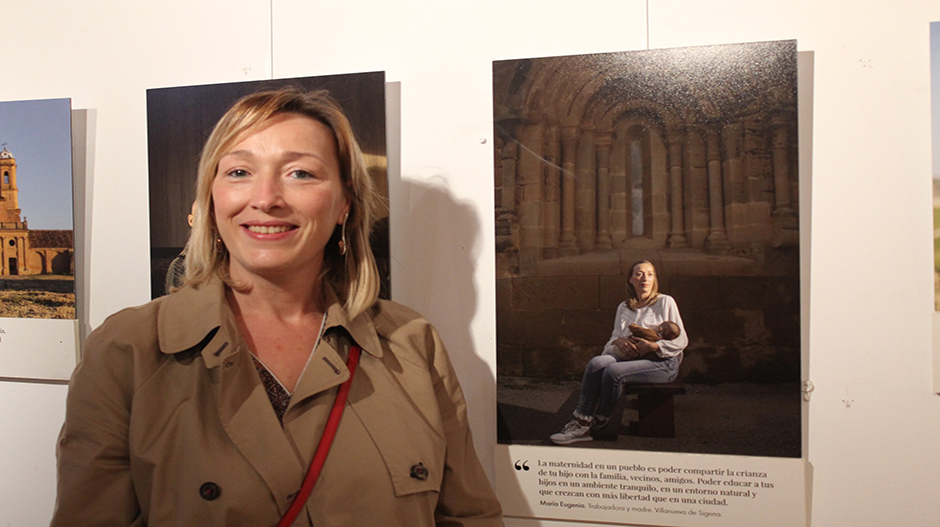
[550,260,688,445]
[52,88,503,526]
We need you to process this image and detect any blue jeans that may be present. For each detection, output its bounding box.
[573,354,680,421]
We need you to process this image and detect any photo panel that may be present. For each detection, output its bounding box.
[147,72,389,299]
[494,41,805,526]
[0,97,78,380]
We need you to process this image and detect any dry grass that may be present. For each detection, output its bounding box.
[0,290,75,319]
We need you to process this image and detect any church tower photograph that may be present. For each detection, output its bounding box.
[0,98,75,319]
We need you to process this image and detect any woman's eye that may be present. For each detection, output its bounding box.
[226,169,249,178]
[290,170,316,179]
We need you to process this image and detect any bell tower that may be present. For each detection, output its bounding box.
[0,147,22,225]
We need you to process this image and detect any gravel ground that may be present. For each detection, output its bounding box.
[497,378,802,458]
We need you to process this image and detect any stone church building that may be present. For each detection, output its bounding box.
[0,147,73,276]
[494,41,801,383]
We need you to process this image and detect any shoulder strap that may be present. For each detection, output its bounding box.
[277,345,362,527]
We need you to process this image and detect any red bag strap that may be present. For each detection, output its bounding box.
[276,345,362,527]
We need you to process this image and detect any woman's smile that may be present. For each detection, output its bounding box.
[244,223,295,235]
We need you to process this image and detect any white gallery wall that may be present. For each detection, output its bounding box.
[0,1,938,525]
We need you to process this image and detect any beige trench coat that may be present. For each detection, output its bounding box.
[51,278,503,526]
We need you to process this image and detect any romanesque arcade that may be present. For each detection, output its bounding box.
[494,41,801,383]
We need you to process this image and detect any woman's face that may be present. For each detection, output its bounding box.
[629,262,656,300]
[212,113,350,283]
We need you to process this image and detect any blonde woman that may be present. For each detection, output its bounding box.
[53,88,502,526]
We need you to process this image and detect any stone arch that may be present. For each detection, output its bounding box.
[51,250,71,274]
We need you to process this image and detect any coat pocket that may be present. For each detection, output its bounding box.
[354,405,446,497]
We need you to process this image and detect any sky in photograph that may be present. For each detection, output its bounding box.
[933,22,940,179]
[0,98,73,230]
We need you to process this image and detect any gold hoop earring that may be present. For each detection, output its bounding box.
[338,213,349,256]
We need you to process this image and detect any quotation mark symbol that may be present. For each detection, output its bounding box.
[514,460,529,471]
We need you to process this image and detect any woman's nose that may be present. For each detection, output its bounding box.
[251,175,284,211]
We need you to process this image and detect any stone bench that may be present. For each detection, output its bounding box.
[621,381,686,438]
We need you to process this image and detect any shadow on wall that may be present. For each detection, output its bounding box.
[391,173,497,462]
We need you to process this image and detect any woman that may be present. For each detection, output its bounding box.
[52,88,503,526]
[550,260,688,445]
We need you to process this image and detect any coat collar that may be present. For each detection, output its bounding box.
[155,276,384,367]
[156,277,234,369]
[320,285,384,360]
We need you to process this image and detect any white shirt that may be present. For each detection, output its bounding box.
[601,294,688,359]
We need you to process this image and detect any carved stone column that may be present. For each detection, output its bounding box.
[495,139,518,249]
[514,122,546,270]
[666,129,688,248]
[544,125,561,257]
[19,235,28,273]
[559,126,579,255]
[771,114,793,216]
[594,132,613,250]
[724,122,744,245]
[771,113,798,247]
[704,127,729,249]
[575,129,596,251]
[496,140,517,216]
[609,131,627,248]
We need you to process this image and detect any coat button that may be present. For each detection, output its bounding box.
[199,482,221,501]
[410,463,429,481]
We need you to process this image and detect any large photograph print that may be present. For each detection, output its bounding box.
[0,98,75,320]
[495,40,801,458]
[0,97,79,381]
[147,72,389,299]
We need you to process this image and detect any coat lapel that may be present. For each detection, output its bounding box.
[157,278,307,515]
[216,340,305,515]
[283,296,381,434]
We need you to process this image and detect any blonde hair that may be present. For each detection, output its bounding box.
[184,87,382,318]
[626,260,660,310]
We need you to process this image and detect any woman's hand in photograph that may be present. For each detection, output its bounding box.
[613,337,641,359]
[631,337,659,356]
